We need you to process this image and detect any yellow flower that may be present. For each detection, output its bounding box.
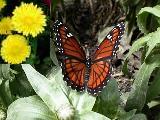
[12,3,46,37]
[0,17,13,35]
[1,35,31,64]
[0,0,6,11]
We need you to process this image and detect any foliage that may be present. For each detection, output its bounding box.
[120,0,160,34]
[4,64,147,120]
[124,4,160,119]
[6,65,109,120]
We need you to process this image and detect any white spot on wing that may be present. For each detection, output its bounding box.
[107,34,112,39]
[67,33,73,37]
[117,24,121,27]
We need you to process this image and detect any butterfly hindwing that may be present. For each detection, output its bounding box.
[87,61,111,95]
[63,58,86,91]
[87,22,125,95]
[53,20,86,92]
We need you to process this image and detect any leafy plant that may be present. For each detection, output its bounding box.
[6,65,109,120]
[124,4,160,119]
[0,65,15,120]
[4,64,149,120]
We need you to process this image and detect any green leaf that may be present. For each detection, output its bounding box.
[46,66,69,95]
[122,60,130,76]
[6,96,56,120]
[47,66,96,114]
[52,0,59,11]
[0,65,15,108]
[93,79,120,119]
[137,5,160,34]
[0,80,13,107]
[131,114,147,120]
[125,27,160,64]
[79,111,111,120]
[0,65,15,82]
[147,101,160,108]
[10,65,35,97]
[125,33,152,60]
[125,57,160,111]
[69,91,96,114]
[0,65,10,80]
[118,109,136,120]
[50,40,59,66]
[145,28,160,60]
[146,69,160,102]
[22,65,71,114]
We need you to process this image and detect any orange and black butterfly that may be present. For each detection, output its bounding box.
[53,20,125,95]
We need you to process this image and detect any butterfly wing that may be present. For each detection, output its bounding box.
[87,22,125,95]
[53,20,86,92]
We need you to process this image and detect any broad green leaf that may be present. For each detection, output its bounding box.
[118,109,136,120]
[22,65,71,114]
[93,79,120,119]
[146,69,160,102]
[0,65,15,83]
[0,65,10,80]
[0,65,16,107]
[10,65,35,97]
[125,58,160,111]
[6,96,56,120]
[50,40,59,66]
[125,33,152,60]
[69,91,96,114]
[131,114,147,120]
[47,66,96,114]
[115,106,126,119]
[125,27,160,62]
[137,5,160,34]
[79,111,111,120]
[47,66,69,95]
[148,101,160,108]
[145,28,160,60]
[0,80,13,106]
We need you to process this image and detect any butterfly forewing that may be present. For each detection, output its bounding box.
[53,20,86,91]
[87,22,125,95]
[93,22,125,61]
[53,21,86,60]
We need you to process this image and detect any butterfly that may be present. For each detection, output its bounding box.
[53,20,125,95]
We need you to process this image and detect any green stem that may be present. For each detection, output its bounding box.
[32,38,38,57]
[26,36,38,64]
[0,80,13,108]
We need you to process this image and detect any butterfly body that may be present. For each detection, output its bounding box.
[53,20,125,95]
